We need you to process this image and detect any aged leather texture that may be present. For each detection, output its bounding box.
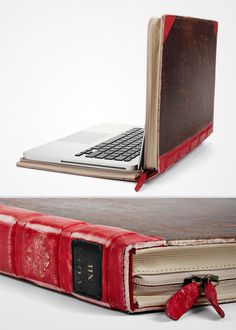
[204,282,225,318]
[0,198,235,242]
[165,282,200,320]
[0,200,235,314]
[165,278,225,320]
[0,204,159,312]
[159,16,217,155]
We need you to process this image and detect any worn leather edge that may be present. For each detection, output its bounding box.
[0,205,162,313]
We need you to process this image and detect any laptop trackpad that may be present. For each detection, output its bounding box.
[59,131,110,144]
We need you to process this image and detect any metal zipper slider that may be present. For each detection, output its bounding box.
[165,274,225,320]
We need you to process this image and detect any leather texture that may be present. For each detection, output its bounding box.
[0,205,160,312]
[136,121,213,191]
[17,16,218,191]
[165,278,225,320]
[159,122,213,173]
[204,282,225,318]
[159,15,217,156]
[1,198,235,241]
[165,282,200,320]
[0,202,234,315]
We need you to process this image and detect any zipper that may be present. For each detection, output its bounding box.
[133,268,236,291]
[134,277,235,296]
[164,274,226,320]
[133,269,236,311]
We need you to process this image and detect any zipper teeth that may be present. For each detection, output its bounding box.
[134,278,236,296]
[133,268,236,286]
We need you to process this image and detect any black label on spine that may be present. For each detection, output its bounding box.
[72,240,102,300]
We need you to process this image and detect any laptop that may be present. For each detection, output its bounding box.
[23,123,144,171]
[19,15,218,188]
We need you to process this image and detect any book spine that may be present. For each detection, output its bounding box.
[0,205,161,312]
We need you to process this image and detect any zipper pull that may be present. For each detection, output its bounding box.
[135,169,159,191]
[203,275,225,318]
[135,172,147,192]
[165,274,225,320]
[165,275,202,320]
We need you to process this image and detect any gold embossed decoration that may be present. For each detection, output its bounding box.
[26,235,50,279]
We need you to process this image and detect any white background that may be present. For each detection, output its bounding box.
[0,0,235,329]
[0,272,235,330]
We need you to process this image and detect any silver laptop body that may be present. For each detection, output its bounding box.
[23,123,144,171]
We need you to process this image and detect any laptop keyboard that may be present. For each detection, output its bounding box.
[75,127,144,162]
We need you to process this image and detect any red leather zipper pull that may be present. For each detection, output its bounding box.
[165,278,201,320]
[204,280,225,318]
[165,274,225,320]
[135,172,147,192]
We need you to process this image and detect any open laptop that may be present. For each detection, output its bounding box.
[24,123,144,171]
[22,15,217,177]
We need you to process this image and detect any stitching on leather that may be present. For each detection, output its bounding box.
[135,264,236,274]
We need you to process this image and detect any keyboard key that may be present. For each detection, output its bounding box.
[103,136,122,144]
[114,155,127,161]
[93,144,106,148]
[85,151,102,158]
[104,155,116,160]
[76,127,144,162]
[95,153,110,159]
[107,149,119,154]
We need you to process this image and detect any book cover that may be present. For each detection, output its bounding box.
[16,15,218,191]
[144,15,218,173]
[0,198,235,317]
